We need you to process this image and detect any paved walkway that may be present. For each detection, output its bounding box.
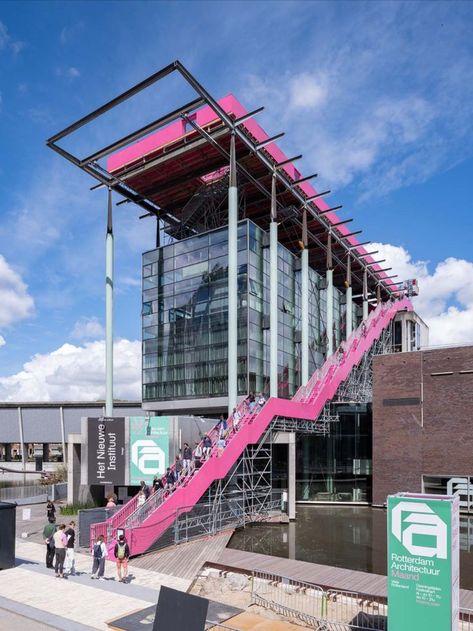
[0,539,191,630]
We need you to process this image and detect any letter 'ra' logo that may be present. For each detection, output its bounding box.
[392,501,447,559]
[131,440,165,475]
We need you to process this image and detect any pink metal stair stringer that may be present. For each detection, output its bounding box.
[125,297,412,556]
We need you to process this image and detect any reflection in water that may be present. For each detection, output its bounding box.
[228,505,473,590]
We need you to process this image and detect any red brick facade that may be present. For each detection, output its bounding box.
[372,346,473,506]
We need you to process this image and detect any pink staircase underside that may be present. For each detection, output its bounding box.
[106,94,397,292]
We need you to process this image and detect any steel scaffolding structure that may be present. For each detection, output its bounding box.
[334,326,393,405]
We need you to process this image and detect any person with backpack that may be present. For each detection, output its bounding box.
[91,534,108,580]
[43,517,57,569]
[165,466,176,491]
[64,521,76,576]
[114,534,130,583]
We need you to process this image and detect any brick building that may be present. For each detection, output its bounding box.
[372,345,473,506]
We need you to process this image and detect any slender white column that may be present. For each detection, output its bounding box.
[269,175,278,398]
[288,432,296,520]
[227,135,238,414]
[346,285,353,339]
[270,221,278,397]
[105,188,114,417]
[346,254,353,339]
[17,406,26,484]
[362,269,369,321]
[301,247,309,384]
[59,406,67,465]
[326,269,334,356]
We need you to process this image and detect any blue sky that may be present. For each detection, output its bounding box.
[0,1,472,400]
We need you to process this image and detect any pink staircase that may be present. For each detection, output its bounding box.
[91,297,412,556]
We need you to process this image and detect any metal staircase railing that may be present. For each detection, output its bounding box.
[90,297,412,554]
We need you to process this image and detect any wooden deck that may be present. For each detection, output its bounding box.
[129,530,234,581]
[212,547,473,610]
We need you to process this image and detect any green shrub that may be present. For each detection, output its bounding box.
[59,502,97,515]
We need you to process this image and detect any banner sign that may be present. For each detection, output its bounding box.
[387,493,459,630]
[87,417,125,485]
[129,416,169,485]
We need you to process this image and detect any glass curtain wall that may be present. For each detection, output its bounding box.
[296,405,372,503]
[142,219,349,404]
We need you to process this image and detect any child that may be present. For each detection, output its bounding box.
[137,489,146,507]
[91,534,108,580]
[217,436,226,458]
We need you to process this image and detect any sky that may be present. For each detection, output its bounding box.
[0,0,472,401]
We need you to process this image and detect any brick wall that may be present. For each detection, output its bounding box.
[372,346,473,506]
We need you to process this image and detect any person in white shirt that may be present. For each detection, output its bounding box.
[232,407,241,431]
[91,534,108,580]
[257,393,266,408]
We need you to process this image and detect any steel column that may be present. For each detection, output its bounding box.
[227,135,238,413]
[346,254,353,339]
[362,269,369,321]
[301,208,309,385]
[270,174,278,398]
[326,232,334,357]
[105,188,114,417]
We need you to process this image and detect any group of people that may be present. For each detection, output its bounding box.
[43,501,76,579]
[125,394,269,510]
[43,500,130,582]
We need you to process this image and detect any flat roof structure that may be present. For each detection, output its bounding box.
[47,60,399,300]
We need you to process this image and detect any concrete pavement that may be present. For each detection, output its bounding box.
[0,539,191,630]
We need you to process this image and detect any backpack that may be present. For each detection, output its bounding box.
[117,543,127,560]
[93,543,103,559]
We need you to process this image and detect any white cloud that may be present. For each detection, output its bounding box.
[0,339,141,402]
[288,72,328,110]
[240,4,473,199]
[70,316,105,340]
[0,254,35,328]
[0,21,24,56]
[0,335,5,348]
[372,242,473,346]
[55,66,81,81]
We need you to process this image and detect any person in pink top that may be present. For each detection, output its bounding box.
[53,524,68,578]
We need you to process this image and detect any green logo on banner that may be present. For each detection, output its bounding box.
[387,494,459,631]
[129,416,169,485]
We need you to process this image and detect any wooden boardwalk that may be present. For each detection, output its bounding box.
[212,548,473,610]
[129,530,234,581]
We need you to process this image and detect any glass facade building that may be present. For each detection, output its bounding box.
[142,220,361,405]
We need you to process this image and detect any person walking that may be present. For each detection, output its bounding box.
[202,434,212,459]
[137,489,146,507]
[140,480,150,500]
[46,499,56,522]
[248,392,256,412]
[114,534,130,583]
[43,517,57,569]
[193,442,203,469]
[91,534,107,580]
[232,407,241,432]
[64,521,76,576]
[217,436,226,458]
[165,467,176,491]
[153,475,164,492]
[106,496,116,508]
[257,392,266,408]
[182,443,192,472]
[217,415,228,439]
[53,524,68,579]
[175,455,183,481]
